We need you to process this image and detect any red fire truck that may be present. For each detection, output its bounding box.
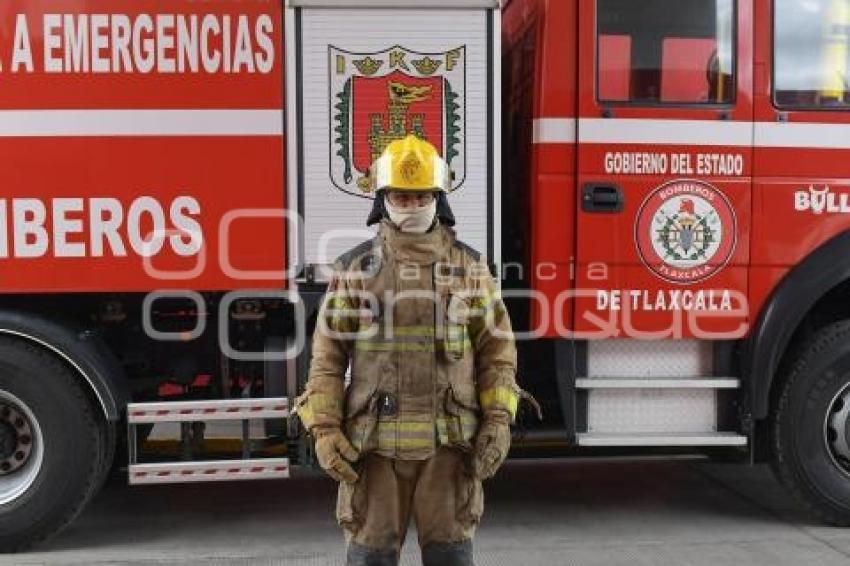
[0,0,849,551]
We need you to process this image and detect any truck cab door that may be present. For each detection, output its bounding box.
[574,0,754,339]
[750,0,850,319]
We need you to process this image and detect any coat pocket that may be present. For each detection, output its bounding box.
[343,382,379,452]
[442,294,471,363]
[447,373,479,412]
[440,375,480,449]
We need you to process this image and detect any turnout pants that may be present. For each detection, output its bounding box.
[337,447,482,565]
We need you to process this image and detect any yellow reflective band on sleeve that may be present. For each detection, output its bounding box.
[323,299,360,334]
[325,296,355,309]
[297,393,341,429]
[327,315,358,334]
[323,292,368,334]
[479,386,519,418]
[470,293,495,310]
[297,404,314,427]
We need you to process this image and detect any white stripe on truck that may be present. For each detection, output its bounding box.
[533,117,850,150]
[754,122,850,149]
[578,118,753,147]
[532,117,576,144]
[0,109,283,137]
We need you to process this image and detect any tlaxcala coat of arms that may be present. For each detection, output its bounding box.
[329,45,466,197]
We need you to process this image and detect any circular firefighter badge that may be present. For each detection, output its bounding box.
[635,179,736,284]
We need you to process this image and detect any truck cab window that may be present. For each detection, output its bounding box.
[597,0,735,105]
[775,0,850,109]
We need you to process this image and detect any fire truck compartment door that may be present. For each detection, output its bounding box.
[288,5,499,278]
[574,0,754,339]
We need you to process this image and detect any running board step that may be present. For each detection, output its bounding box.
[576,377,740,389]
[126,398,292,485]
[129,458,290,485]
[127,397,289,424]
[576,432,748,447]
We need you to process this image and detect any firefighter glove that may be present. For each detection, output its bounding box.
[314,427,360,484]
[472,411,512,481]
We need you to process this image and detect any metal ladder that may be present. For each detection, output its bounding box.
[126,397,290,485]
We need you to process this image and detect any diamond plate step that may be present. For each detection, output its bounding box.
[576,377,740,389]
[576,432,748,447]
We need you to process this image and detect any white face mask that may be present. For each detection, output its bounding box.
[385,196,438,234]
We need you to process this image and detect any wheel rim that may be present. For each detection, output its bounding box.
[0,391,44,505]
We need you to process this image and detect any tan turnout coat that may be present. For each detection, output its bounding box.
[297,219,519,461]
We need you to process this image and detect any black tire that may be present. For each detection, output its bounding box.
[93,418,117,489]
[772,320,850,525]
[0,337,105,552]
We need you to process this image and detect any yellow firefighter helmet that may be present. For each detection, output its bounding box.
[370,135,451,193]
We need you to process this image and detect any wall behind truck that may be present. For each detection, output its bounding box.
[0,0,287,293]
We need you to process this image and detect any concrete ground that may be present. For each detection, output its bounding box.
[8,458,850,566]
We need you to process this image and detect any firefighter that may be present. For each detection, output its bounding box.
[296,135,520,566]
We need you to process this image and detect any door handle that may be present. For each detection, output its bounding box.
[582,183,624,213]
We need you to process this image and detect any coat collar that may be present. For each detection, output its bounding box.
[377,219,453,265]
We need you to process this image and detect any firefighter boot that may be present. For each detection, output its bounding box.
[421,540,474,566]
[346,543,398,566]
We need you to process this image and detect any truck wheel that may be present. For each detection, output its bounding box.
[94,418,117,490]
[0,337,103,552]
[773,320,850,525]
